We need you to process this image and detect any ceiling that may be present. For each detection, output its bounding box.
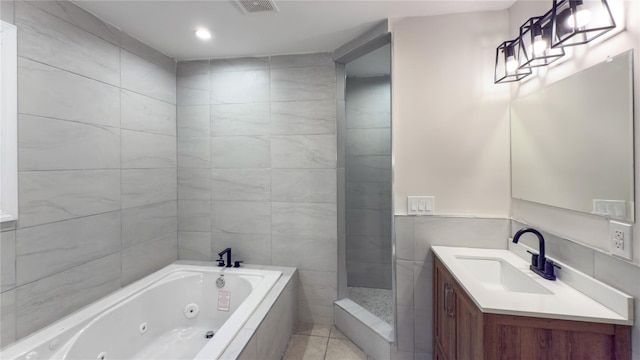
[75,0,516,61]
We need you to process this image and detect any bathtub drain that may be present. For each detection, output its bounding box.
[205,330,214,339]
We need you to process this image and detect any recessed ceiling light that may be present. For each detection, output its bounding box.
[195,28,211,40]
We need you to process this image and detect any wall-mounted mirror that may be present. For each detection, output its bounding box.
[511,50,634,222]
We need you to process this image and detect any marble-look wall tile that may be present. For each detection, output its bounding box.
[19,115,120,171]
[345,235,391,264]
[1,290,16,347]
[395,260,414,307]
[16,253,121,338]
[345,156,392,183]
[270,53,334,69]
[121,130,176,169]
[346,262,392,289]
[121,169,177,209]
[336,100,346,169]
[414,261,433,310]
[257,281,296,357]
[178,168,211,200]
[211,169,270,201]
[271,66,336,102]
[210,103,270,136]
[396,305,414,352]
[210,70,269,104]
[121,234,177,286]
[271,169,336,203]
[120,32,175,73]
[18,58,120,128]
[178,105,210,137]
[178,137,211,169]
[16,212,121,286]
[18,170,120,227]
[271,135,336,169]
[297,270,337,307]
[270,100,336,135]
[336,63,345,101]
[346,208,391,237]
[346,182,391,210]
[16,1,120,85]
[210,57,269,73]
[413,217,509,262]
[414,308,432,355]
[178,232,212,261]
[211,233,272,265]
[594,252,640,298]
[1,231,16,292]
[272,236,337,272]
[122,201,177,248]
[272,202,337,238]
[298,301,333,325]
[177,60,209,106]
[121,90,177,136]
[121,50,176,104]
[24,0,120,46]
[1,0,15,24]
[395,216,415,261]
[346,128,391,156]
[211,201,271,235]
[345,76,390,130]
[211,136,270,169]
[178,200,211,232]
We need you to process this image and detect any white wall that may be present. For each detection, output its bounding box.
[509,0,640,263]
[390,10,512,217]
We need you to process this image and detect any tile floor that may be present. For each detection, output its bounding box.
[283,323,367,360]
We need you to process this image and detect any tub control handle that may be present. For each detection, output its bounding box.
[217,259,225,267]
[234,260,243,268]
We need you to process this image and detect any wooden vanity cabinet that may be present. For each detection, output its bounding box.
[433,256,631,360]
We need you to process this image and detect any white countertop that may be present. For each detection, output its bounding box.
[432,246,634,325]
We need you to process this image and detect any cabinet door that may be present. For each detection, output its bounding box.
[434,260,456,360]
[455,284,483,360]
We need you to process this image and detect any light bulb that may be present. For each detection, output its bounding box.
[532,34,547,56]
[195,28,212,40]
[506,55,518,74]
[567,8,591,29]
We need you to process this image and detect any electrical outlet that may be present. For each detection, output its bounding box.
[610,221,632,260]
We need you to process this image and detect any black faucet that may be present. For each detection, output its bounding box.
[217,248,233,268]
[512,228,560,280]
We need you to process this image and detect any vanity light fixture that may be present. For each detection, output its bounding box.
[518,11,565,69]
[494,0,616,83]
[495,39,532,84]
[195,28,212,40]
[551,0,616,47]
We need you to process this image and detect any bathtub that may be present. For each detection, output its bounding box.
[1,263,290,360]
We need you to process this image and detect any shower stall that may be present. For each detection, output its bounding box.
[337,40,393,326]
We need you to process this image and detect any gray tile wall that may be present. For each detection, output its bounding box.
[344,77,392,289]
[1,0,177,347]
[176,53,338,325]
[394,215,509,359]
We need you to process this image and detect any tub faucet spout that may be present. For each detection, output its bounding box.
[217,248,232,268]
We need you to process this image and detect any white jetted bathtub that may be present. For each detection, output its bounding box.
[1,263,284,360]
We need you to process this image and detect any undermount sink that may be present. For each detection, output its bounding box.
[455,256,552,295]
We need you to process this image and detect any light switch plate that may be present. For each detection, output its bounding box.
[610,220,632,260]
[408,196,434,215]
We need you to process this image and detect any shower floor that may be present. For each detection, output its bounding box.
[348,287,393,325]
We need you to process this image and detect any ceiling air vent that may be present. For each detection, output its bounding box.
[235,0,279,14]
